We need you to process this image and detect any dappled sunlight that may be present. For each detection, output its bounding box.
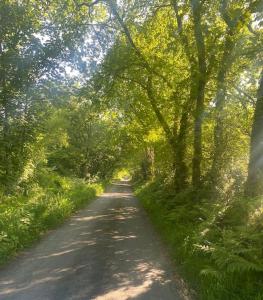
[0,182,181,300]
[1,0,260,298]
[112,234,137,240]
[0,276,62,296]
[73,214,110,222]
[94,263,172,300]
[112,181,132,187]
[249,200,263,224]
[102,192,133,199]
[0,280,14,286]
[36,248,81,260]
[93,279,152,300]
[134,262,167,282]
[61,240,97,249]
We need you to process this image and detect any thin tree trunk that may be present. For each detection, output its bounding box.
[209,0,254,186]
[146,146,155,179]
[0,41,11,185]
[171,1,196,190]
[210,32,235,185]
[191,0,207,189]
[174,103,190,191]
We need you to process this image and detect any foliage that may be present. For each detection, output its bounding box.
[0,0,263,299]
[136,181,263,300]
[0,170,103,265]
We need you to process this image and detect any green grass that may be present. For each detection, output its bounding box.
[135,180,263,300]
[0,172,104,265]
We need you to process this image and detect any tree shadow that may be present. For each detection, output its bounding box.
[0,183,187,300]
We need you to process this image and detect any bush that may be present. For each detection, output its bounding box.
[135,180,263,300]
[0,172,104,265]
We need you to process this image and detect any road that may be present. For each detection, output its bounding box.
[0,182,187,300]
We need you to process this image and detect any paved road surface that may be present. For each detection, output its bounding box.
[0,182,185,300]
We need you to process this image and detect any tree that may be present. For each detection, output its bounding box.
[245,71,263,197]
[210,0,263,189]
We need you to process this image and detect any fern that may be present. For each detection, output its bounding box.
[200,267,221,279]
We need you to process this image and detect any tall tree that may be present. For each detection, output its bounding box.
[210,0,262,188]
[245,70,263,197]
[190,0,207,188]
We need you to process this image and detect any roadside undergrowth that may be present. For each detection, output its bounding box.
[135,179,263,300]
[0,169,104,265]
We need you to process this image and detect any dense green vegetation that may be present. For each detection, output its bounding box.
[0,0,263,298]
[0,173,103,264]
[136,181,263,299]
[0,0,116,263]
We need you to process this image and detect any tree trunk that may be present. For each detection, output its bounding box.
[0,41,11,186]
[191,0,207,189]
[174,103,190,191]
[146,146,155,179]
[146,78,190,189]
[141,147,155,180]
[171,1,196,191]
[245,71,263,197]
[192,78,205,188]
[146,77,176,149]
[210,37,235,183]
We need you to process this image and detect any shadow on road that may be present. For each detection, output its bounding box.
[0,182,185,300]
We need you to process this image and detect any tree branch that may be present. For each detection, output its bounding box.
[75,0,102,8]
[107,0,173,89]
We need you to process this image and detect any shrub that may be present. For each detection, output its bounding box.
[135,180,263,300]
[0,173,104,265]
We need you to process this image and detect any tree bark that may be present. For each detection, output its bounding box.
[174,102,190,190]
[245,71,263,197]
[171,1,196,190]
[190,0,207,189]
[0,41,11,185]
[210,31,235,185]
[210,0,256,188]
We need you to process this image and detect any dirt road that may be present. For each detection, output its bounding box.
[0,182,184,300]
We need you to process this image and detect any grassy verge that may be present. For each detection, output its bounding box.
[135,180,263,300]
[0,171,104,265]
